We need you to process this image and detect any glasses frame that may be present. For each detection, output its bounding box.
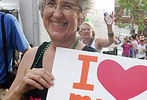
[45,0,81,13]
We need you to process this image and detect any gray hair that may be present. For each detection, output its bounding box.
[38,0,94,25]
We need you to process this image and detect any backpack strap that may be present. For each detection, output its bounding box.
[1,13,9,75]
[88,37,94,46]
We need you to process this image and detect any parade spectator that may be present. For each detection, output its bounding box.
[121,37,132,57]
[0,12,31,88]
[113,36,121,55]
[117,36,121,44]
[131,35,138,58]
[78,22,95,45]
[79,13,114,53]
[136,39,146,59]
[3,0,97,99]
[129,37,134,58]
[109,36,119,55]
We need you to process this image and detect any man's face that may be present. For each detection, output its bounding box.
[140,40,144,45]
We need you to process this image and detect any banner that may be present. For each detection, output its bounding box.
[47,47,147,100]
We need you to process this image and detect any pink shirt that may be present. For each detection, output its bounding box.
[122,43,131,57]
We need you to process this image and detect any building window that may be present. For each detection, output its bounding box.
[122,9,131,17]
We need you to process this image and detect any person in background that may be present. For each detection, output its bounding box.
[112,36,120,55]
[12,50,22,72]
[117,36,121,44]
[131,35,138,58]
[78,22,95,44]
[129,37,134,58]
[0,12,31,88]
[79,13,114,53]
[136,39,146,59]
[3,0,97,99]
[13,44,34,72]
[121,37,132,57]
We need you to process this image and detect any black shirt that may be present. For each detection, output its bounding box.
[25,42,97,100]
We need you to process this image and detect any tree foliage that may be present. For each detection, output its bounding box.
[118,0,147,34]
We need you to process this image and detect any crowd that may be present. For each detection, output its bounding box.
[121,35,147,60]
[98,33,147,60]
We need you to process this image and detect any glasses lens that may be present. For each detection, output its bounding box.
[45,1,80,13]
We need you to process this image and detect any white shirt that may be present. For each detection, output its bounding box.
[91,39,102,53]
[136,44,146,59]
[81,39,102,53]
[132,40,138,50]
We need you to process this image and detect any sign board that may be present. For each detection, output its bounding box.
[47,47,147,100]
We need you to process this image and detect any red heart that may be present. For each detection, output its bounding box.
[97,60,147,100]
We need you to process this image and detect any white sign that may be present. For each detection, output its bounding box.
[47,47,147,100]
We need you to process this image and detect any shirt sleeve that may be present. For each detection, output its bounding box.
[7,14,29,52]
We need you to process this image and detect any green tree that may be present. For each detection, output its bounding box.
[117,0,147,35]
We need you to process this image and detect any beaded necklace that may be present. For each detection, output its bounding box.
[32,38,79,68]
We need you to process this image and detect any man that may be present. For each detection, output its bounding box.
[136,38,146,59]
[0,12,30,88]
[131,35,138,58]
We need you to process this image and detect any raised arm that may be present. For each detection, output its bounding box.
[95,12,114,50]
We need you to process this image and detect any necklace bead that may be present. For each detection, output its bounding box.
[32,38,79,68]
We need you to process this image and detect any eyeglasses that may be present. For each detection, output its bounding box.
[45,0,81,13]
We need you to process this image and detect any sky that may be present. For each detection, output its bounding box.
[94,0,115,13]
